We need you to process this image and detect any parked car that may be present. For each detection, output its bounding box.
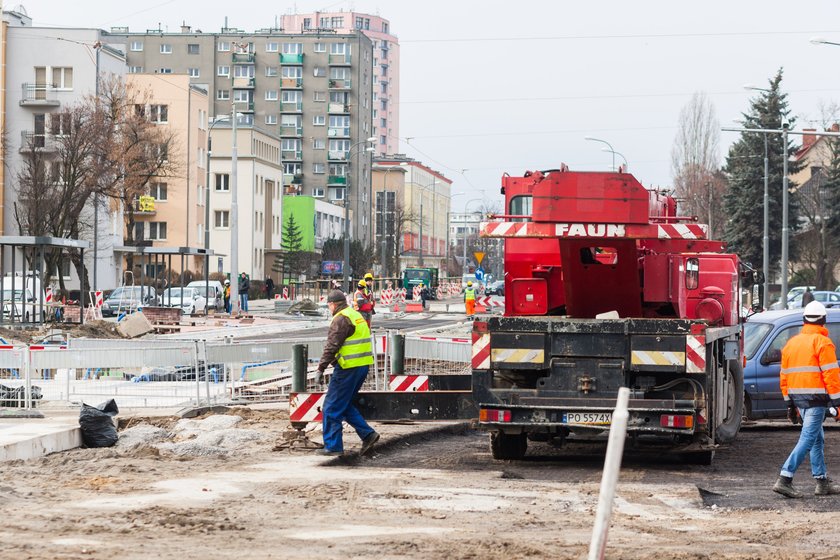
[160,287,206,315]
[744,308,840,419]
[485,280,505,296]
[787,291,840,309]
[186,280,224,312]
[769,286,822,310]
[100,286,157,317]
[0,273,46,323]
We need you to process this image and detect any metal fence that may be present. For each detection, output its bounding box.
[0,333,472,410]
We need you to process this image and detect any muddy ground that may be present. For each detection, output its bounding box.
[1,408,839,560]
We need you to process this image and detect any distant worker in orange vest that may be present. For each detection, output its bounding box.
[363,272,376,319]
[353,279,374,327]
[464,280,476,318]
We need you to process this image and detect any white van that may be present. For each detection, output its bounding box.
[0,273,46,322]
[186,280,225,312]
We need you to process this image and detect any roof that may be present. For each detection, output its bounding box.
[747,308,840,324]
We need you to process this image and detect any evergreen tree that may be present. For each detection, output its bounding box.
[723,69,802,276]
[276,214,305,279]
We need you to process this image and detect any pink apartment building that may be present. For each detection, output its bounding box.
[281,10,399,156]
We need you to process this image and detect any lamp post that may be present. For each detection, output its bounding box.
[462,198,484,276]
[811,37,840,47]
[601,148,628,171]
[378,162,407,278]
[342,137,376,292]
[445,193,465,277]
[417,178,440,267]
[585,136,616,170]
[743,85,772,307]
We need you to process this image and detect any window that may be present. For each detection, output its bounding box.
[148,221,167,240]
[282,43,301,54]
[313,91,326,102]
[233,90,252,103]
[218,41,231,52]
[214,210,230,228]
[49,112,72,136]
[313,115,325,126]
[329,139,350,153]
[284,163,301,175]
[380,135,387,145]
[150,104,168,123]
[331,17,344,28]
[381,118,387,128]
[156,143,169,162]
[281,90,301,103]
[266,42,279,52]
[329,163,348,176]
[355,17,364,29]
[188,67,200,78]
[158,68,173,74]
[510,195,533,222]
[52,67,73,89]
[130,40,143,51]
[329,92,348,104]
[313,187,325,198]
[129,66,144,74]
[313,138,325,150]
[281,138,301,152]
[265,66,278,77]
[265,90,279,101]
[313,163,325,174]
[329,115,349,128]
[234,65,255,78]
[187,43,200,55]
[303,18,312,30]
[160,44,172,54]
[381,82,388,94]
[314,42,326,53]
[217,65,230,77]
[330,43,347,55]
[329,67,348,80]
[331,187,346,201]
[151,183,167,201]
[217,89,230,100]
[215,173,230,192]
[265,114,278,125]
[313,66,326,77]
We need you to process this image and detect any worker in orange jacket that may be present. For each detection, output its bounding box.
[774,300,840,498]
[353,279,374,327]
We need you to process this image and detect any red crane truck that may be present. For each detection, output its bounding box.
[473,167,748,464]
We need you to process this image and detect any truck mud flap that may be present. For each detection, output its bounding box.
[354,391,477,421]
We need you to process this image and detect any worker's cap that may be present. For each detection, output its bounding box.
[467,280,473,286]
[224,279,230,285]
[803,300,827,322]
[364,273,373,280]
[358,279,367,288]
[327,289,346,303]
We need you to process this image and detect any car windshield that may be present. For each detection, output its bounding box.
[163,288,192,298]
[191,286,213,298]
[1,290,31,301]
[744,321,775,360]
[405,270,428,281]
[109,287,143,299]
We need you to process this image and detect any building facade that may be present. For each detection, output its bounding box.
[279,10,399,156]
[103,26,375,244]
[125,74,210,271]
[207,123,283,281]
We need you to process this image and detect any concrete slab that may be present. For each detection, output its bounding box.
[0,417,81,461]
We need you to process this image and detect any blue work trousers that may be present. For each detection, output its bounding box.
[322,364,374,452]
[240,293,249,311]
[781,406,828,479]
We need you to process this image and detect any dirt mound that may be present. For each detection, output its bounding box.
[64,320,123,339]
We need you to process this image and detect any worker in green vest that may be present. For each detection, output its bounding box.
[316,289,380,456]
[464,280,476,318]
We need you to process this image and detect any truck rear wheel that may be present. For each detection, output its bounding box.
[715,360,744,444]
[490,431,527,460]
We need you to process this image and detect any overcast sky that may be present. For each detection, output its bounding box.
[19,0,840,211]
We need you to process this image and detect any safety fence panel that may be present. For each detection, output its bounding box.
[405,337,471,363]
[0,347,25,369]
[30,346,195,370]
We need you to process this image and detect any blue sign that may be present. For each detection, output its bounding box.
[475,267,484,281]
[321,261,343,276]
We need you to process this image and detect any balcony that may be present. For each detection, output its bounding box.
[280,53,304,65]
[284,184,302,196]
[327,127,350,138]
[280,125,302,136]
[283,173,303,186]
[281,77,303,89]
[328,53,351,65]
[281,150,302,161]
[20,83,60,107]
[327,175,347,185]
[19,131,59,152]
[328,78,352,90]
[328,150,349,161]
[328,102,350,114]
[235,100,255,112]
[232,77,256,89]
[132,196,157,215]
[280,101,303,112]
[232,52,255,63]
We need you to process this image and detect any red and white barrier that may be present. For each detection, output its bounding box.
[282,286,289,300]
[389,375,429,392]
[475,296,504,307]
[413,285,421,300]
[289,392,326,423]
[397,288,406,303]
[416,335,470,343]
[94,291,103,308]
[45,287,53,303]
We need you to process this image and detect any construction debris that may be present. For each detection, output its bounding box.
[116,311,154,338]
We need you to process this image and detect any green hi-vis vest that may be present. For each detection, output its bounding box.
[465,288,476,301]
[335,307,374,369]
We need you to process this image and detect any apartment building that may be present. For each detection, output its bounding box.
[206,122,283,281]
[3,15,126,290]
[104,26,375,245]
[125,74,210,271]
[280,11,399,156]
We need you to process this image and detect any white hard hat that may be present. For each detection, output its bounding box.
[803,300,827,322]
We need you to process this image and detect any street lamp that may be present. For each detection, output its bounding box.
[462,198,484,276]
[342,136,376,292]
[810,37,840,47]
[445,193,465,276]
[417,178,440,267]
[585,136,616,170]
[601,148,628,171]
[378,162,407,278]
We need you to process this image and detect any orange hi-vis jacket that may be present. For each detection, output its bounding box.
[780,323,840,408]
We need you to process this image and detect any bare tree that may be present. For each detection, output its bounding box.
[392,199,419,277]
[671,91,727,239]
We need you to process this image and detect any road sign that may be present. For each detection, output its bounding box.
[474,251,485,265]
[475,267,484,281]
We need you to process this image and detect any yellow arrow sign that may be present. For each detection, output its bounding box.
[473,251,485,265]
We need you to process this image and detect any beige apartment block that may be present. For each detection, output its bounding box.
[126,74,210,272]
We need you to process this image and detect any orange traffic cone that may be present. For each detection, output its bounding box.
[393,303,400,312]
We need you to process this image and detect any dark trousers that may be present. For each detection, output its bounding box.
[322,364,374,452]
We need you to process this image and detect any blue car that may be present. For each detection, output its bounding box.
[744,308,840,419]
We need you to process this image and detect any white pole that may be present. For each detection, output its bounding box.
[588,387,630,560]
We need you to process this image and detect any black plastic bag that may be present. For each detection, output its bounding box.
[79,399,119,447]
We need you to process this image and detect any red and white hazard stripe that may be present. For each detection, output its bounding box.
[657,224,708,240]
[416,336,470,343]
[282,286,289,300]
[289,392,326,423]
[45,287,53,303]
[472,332,491,370]
[475,296,504,307]
[685,334,706,373]
[389,375,429,392]
[94,291,104,308]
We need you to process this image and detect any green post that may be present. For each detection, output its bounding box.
[292,344,308,392]
[389,332,405,376]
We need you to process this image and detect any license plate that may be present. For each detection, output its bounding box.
[562,412,612,425]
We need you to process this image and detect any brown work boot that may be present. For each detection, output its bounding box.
[815,477,840,496]
[773,476,802,499]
